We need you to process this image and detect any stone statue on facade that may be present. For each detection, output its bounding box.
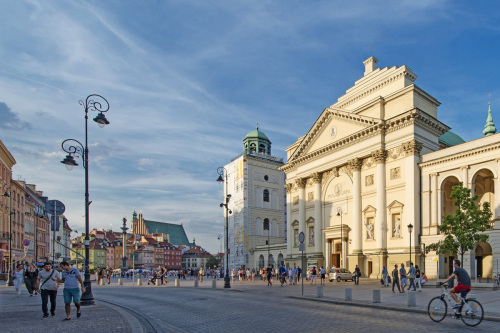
[393,217,401,238]
[365,221,374,240]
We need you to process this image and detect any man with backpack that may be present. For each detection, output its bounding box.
[36,262,60,319]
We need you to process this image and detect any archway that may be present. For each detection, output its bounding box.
[277,253,284,266]
[258,255,265,268]
[472,169,495,217]
[441,176,460,218]
[475,242,493,279]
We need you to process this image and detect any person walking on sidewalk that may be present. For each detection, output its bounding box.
[408,262,417,291]
[266,264,273,287]
[399,263,408,293]
[106,265,113,284]
[320,266,326,285]
[415,265,422,292]
[354,265,361,285]
[36,262,60,319]
[54,261,85,321]
[12,264,25,297]
[381,266,388,287]
[392,264,402,293]
[24,263,38,296]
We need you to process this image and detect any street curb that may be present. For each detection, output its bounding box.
[98,300,144,333]
[290,295,500,323]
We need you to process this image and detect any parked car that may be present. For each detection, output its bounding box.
[329,267,355,282]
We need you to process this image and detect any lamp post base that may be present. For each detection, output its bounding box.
[80,273,95,306]
[223,275,231,288]
[6,277,14,287]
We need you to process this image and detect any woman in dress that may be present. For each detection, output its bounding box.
[12,264,25,297]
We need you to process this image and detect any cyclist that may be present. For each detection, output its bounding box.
[442,259,471,309]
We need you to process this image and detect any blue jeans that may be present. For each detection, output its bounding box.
[41,289,57,315]
[354,275,359,285]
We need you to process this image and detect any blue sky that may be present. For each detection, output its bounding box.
[1,0,499,254]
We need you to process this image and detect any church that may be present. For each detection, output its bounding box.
[281,56,500,279]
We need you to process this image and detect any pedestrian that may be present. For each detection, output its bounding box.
[278,264,287,286]
[311,266,317,285]
[238,268,243,283]
[12,264,25,297]
[266,264,273,287]
[399,263,408,293]
[408,262,417,291]
[392,264,402,293]
[320,266,326,285]
[415,265,422,292]
[354,265,361,285]
[24,263,38,296]
[97,267,104,285]
[231,269,236,282]
[36,262,60,319]
[381,265,388,287]
[288,267,293,285]
[306,268,310,281]
[106,265,113,284]
[199,267,204,282]
[55,261,85,321]
[252,268,255,281]
[297,266,302,281]
[292,266,298,285]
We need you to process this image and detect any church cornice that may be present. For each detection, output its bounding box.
[419,143,500,168]
[332,67,417,110]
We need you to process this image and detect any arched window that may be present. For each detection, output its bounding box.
[263,189,270,202]
[263,218,270,232]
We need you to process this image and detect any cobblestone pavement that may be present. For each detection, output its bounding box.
[2,277,498,332]
[92,277,499,332]
[0,287,139,333]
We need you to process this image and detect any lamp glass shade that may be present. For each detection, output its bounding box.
[93,112,109,128]
[407,223,414,233]
[216,175,224,183]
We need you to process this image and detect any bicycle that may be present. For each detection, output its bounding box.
[427,284,484,326]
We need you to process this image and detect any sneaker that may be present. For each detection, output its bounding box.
[77,312,81,318]
[50,311,55,316]
[452,303,461,309]
[43,314,49,319]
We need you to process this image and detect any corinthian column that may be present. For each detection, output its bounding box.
[349,158,362,253]
[285,183,293,256]
[296,178,307,237]
[403,139,423,251]
[312,172,322,253]
[372,149,387,250]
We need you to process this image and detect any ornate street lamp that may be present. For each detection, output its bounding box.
[217,167,232,289]
[60,94,110,305]
[408,223,414,265]
[2,190,15,286]
[337,208,343,268]
[121,218,128,270]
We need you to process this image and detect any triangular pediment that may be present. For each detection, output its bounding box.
[289,107,382,162]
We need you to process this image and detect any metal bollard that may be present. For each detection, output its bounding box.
[212,279,216,289]
[175,279,180,287]
[194,279,199,287]
[155,278,160,286]
[137,278,142,286]
[118,278,123,286]
[100,279,105,286]
[373,289,381,303]
[317,285,324,298]
[345,287,352,301]
[407,291,416,307]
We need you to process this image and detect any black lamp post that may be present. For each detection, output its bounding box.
[408,223,413,265]
[217,167,232,289]
[2,190,14,286]
[121,218,128,270]
[60,94,110,306]
[337,208,343,268]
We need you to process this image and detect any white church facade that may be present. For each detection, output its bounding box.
[281,56,500,279]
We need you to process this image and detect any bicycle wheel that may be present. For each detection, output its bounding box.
[428,296,447,322]
[460,300,484,326]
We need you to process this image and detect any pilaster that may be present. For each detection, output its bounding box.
[349,158,362,253]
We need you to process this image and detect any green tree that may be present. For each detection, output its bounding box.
[205,255,219,269]
[426,182,492,264]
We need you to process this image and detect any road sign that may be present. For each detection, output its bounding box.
[299,243,305,251]
[23,239,30,247]
[45,200,65,216]
[299,231,305,244]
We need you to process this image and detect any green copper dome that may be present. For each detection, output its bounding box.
[439,131,465,147]
[243,127,271,142]
[243,127,271,155]
[483,102,497,136]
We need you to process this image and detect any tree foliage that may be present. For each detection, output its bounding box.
[426,182,492,263]
[205,255,219,269]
